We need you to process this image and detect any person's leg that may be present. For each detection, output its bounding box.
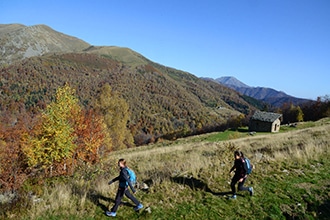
[238,177,249,192]
[238,177,253,196]
[111,188,125,212]
[231,175,240,194]
[125,189,143,211]
[230,175,239,198]
[124,189,140,205]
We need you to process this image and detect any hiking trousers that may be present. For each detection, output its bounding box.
[111,187,140,212]
[230,175,249,195]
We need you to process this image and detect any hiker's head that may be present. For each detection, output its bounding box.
[234,150,241,159]
[118,158,126,168]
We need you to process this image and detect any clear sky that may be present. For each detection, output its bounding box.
[1,0,329,100]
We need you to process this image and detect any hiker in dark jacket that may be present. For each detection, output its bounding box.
[229,151,253,199]
[106,158,143,217]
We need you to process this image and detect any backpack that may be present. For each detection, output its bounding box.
[125,167,137,186]
[244,157,253,174]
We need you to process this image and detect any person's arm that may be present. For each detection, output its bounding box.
[229,162,236,173]
[108,176,119,185]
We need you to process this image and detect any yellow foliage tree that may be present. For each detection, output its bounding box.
[296,106,304,122]
[97,83,134,151]
[23,85,80,176]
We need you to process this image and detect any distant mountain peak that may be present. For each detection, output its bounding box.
[212,76,311,107]
[216,76,251,88]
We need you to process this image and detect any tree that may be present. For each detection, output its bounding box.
[23,85,80,176]
[73,109,106,163]
[296,106,304,122]
[97,83,134,150]
[0,115,29,191]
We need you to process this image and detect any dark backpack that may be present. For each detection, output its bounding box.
[244,158,253,174]
[125,167,137,186]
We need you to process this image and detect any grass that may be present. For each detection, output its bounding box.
[1,118,330,219]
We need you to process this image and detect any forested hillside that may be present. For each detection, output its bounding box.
[0,51,258,145]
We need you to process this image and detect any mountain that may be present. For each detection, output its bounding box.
[0,24,261,145]
[212,76,312,107]
[0,24,90,65]
[215,76,250,88]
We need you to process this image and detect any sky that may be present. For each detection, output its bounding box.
[1,0,329,100]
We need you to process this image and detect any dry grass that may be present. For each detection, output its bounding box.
[231,125,329,162]
[21,119,330,219]
[27,184,72,219]
[107,122,329,177]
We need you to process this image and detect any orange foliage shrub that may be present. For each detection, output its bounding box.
[0,115,29,191]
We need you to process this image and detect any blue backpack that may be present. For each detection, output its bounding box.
[244,158,253,174]
[125,168,137,186]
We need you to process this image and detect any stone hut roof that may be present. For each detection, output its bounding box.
[251,111,282,123]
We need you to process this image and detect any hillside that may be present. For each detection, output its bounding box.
[0,24,90,65]
[212,76,312,107]
[0,51,260,145]
[84,46,150,66]
[0,24,266,145]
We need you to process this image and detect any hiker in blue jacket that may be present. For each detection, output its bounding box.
[106,158,143,217]
[229,151,253,199]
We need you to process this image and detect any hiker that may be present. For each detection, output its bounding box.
[229,150,253,199]
[106,158,143,217]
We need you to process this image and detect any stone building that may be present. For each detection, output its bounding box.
[249,111,282,132]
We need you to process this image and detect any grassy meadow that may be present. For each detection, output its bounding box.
[2,118,330,219]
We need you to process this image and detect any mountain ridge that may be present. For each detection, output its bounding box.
[212,76,312,107]
[0,24,90,65]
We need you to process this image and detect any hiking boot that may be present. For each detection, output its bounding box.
[229,195,237,199]
[249,187,254,196]
[134,203,144,211]
[105,211,116,217]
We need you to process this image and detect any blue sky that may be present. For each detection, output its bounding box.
[1,0,329,100]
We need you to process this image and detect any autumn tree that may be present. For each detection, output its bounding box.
[281,103,304,124]
[23,85,80,176]
[97,83,134,151]
[295,106,304,122]
[0,114,29,191]
[73,109,107,163]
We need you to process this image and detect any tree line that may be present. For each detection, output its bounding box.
[273,96,330,124]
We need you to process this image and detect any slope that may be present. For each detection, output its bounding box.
[0,24,260,145]
[0,51,257,145]
[4,118,329,219]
